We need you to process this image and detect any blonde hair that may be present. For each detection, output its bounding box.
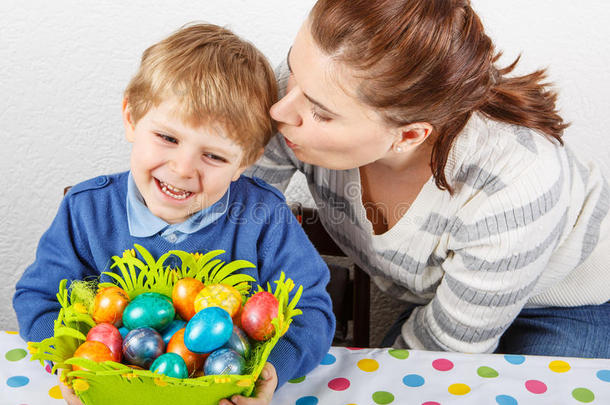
[124,23,277,165]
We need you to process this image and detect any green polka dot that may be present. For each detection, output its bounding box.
[388,349,409,359]
[289,376,306,383]
[477,366,499,378]
[372,391,394,404]
[5,348,27,361]
[572,388,595,403]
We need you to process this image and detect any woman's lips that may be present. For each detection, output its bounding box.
[284,136,297,149]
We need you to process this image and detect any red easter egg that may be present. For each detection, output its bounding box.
[166,328,207,376]
[172,278,204,321]
[92,286,130,327]
[240,291,279,341]
[86,323,123,362]
[72,341,115,371]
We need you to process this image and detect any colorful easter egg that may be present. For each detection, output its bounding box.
[92,286,130,327]
[241,291,279,341]
[72,341,115,371]
[86,323,123,362]
[172,278,204,321]
[150,352,189,379]
[160,319,186,345]
[204,348,245,376]
[166,328,207,376]
[184,307,233,354]
[122,292,175,331]
[118,326,129,340]
[194,284,242,318]
[122,327,165,369]
[222,326,251,358]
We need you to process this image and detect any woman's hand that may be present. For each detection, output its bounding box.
[58,377,84,405]
[218,362,278,405]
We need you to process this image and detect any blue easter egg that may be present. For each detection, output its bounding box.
[150,352,189,379]
[122,327,165,368]
[204,348,245,375]
[118,326,130,340]
[222,326,251,358]
[184,307,233,354]
[160,319,187,345]
[123,292,175,331]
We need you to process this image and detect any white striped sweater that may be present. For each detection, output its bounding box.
[247,63,610,353]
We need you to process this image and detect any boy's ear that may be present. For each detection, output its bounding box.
[232,147,264,181]
[122,98,136,142]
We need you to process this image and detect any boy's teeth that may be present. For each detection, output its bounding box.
[159,181,192,199]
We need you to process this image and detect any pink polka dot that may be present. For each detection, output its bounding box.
[525,379,547,394]
[45,364,53,374]
[328,377,351,391]
[346,347,364,350]
[432,358,454,371]
[422,402,441,405]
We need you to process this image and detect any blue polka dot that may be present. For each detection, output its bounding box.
[320,353,336,365]
[6,376,29,387]
[296,396,319,405]
[504,354,525,365]
[496,394,518,405]
[402,374,425,387]
[597,369,610,382]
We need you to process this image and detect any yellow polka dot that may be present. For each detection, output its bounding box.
[357,358,379,372]
[72,379,90,392]
[5,330,19,335]
[448,383,471,395]
[48,385,63,399]
[154,378,167,387]
[549,360,571,373]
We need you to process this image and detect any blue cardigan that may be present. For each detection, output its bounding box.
[13,171,335,387]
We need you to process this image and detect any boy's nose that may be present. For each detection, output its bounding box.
[270,85,303,127]
[169,151,198,178]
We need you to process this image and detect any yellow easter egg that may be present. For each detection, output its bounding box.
[194,284,242,317]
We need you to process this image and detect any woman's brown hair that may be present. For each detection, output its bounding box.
[310,0,568,193]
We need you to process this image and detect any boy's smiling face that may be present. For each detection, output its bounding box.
[123,98,247,224]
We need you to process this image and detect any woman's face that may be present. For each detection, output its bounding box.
[270,21,398,170]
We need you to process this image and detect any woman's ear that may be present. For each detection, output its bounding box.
[392,122,433,153]
[122,98,136,142]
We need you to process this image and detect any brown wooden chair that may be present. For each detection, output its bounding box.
[290,204,370,347]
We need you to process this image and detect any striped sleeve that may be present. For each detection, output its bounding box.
[401,155,573,352]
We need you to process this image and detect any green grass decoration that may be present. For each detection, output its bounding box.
[28,244,302,405]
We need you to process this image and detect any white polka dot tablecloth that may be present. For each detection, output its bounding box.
[1,331,64,403]
[3,331,609,404]
[272,347,610,405]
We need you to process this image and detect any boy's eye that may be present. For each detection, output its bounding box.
[204,153,227,163]
[157,133,178,144]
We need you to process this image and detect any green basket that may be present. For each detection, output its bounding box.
[29,244,302,405]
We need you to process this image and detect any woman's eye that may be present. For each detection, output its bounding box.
[311,108,330,123]
[157,134,178,144]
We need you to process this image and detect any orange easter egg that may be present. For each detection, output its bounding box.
[72,341,115,371]
[166,328,207,376]
[92,286,130,327]
[194,284,242,318]
[172,278,204,321]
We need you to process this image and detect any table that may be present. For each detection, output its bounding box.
[2,330,609,404]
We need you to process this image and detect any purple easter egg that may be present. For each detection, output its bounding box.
[122,327,164,368]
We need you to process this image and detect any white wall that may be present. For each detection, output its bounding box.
[1,1,609,331]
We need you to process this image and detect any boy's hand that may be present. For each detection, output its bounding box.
[219,362,278,405]
[58,377,84,405]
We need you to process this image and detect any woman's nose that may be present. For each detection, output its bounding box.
[270,86,303,127]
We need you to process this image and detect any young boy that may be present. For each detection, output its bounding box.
[13,24,335,404]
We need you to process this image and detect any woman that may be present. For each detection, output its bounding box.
[249,0,610,357]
